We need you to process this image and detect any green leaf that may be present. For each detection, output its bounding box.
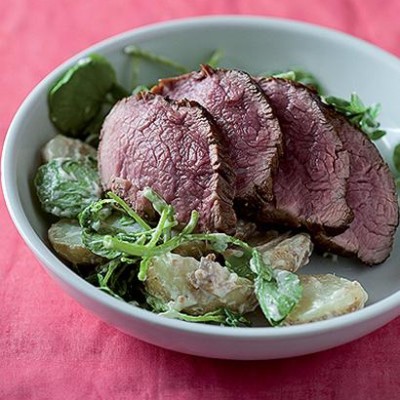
[108,82,129,102]
[78,192,302,325]
[97,259,122,288]
[79,196,148,259]
[290,69,325,94]
[249,249,302,325]
[254,268,303,326]
[81,111,107,147]
[132,85,149,95]
[272,71,296,80]
[48,54,118,136]
[270,68,325,94]
[204,49,224,68]
[91,259,139,301]
[124,45,188,74]
[35,157,101,218]
[224,250,255,280]
[142,187,170,216]
[223,308,252,327]
[323,93,386,141]
[107,192,151,230]
[393,144,400,173]
[81,230,124,259]
[369,130,386,141]
[142,187,178,240]
[147,297,251,326]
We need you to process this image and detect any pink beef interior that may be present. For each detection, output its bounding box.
[98,93,236,233]
[316,112,399,264]
[153,66,283,202]
[257,78,352,233]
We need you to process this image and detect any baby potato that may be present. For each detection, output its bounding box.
[284,274,368,325]
[256,233,313,272]
[41,134,97,163]
[225,233,313,273]
[145,253,257,315]
[48,219,103,265]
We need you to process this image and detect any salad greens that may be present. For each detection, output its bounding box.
[393,144,400,187]
[394,144,400,172]
[204,49,224,69]
[272,68,325,95]
[78,189,302,326]
[151,298,251,327]
[48,54,128,137]
[124,45,189,74]
[250,250,302,325]
[37,46,398,328]
[48,48,388,145]
[89,259,139,301]
[35,157,101,218]
[323,93,386,140]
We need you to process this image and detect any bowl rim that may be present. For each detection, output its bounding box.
[2,15,400,338]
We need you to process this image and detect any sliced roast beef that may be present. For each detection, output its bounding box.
[256,77,353,233]
[315,110,399,265]
[98,93,237,234]
[152,65,283,202]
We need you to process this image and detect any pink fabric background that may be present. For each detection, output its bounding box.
[1,0,400,398]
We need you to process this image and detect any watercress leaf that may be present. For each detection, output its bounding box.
[49,54,118,136]
[78,197,147,261]
[79,199,114,231]
[77,191,301,325]
[35,157,101,218]
[369,130,386,141]
[93,259,139,301]
[81,229,124,259]
[132,85,149,95]
[248,248,302,325]
[160,305,224,323]
[108,214,145,236]
[81,111,108,148]
[393,144,400,173]
[272,71,297,80]
[97,259,121,288]
[146,294,169,313]
[138,257,152,281]
[269,68,324,94]
[368,103,381,119]
[107,191,151,230]
[223,308,252,327]
[153,301,251,326]
[349,93,365,113]
[180,211,199,235]
[124,45,188,74]
[204,49,224,68]
[108,82,130,102]
[224,250,255,280]
[82,229,122,260]
[290,68,325,94]
[255,268,303,326]
[323,95,350,111]
[142,187,169,215]
[323,94,386,140]
[249,248,270,278]
[209,234,230,253]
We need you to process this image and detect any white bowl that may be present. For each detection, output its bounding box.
[2,16,400,360]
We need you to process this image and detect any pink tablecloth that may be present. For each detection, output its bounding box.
[1,1,400,398]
